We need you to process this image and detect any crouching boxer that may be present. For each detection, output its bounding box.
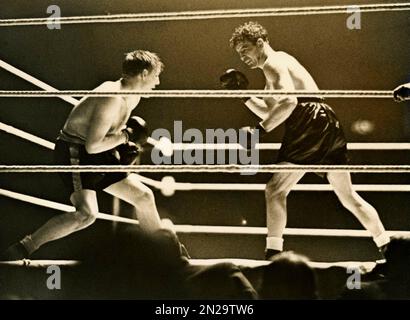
[2,50,167,260]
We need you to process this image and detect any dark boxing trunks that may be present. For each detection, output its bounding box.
[277,98,348,166]
[54,138,127,194]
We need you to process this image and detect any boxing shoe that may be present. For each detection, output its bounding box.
[265,249,282,261]
[0,242,30,261]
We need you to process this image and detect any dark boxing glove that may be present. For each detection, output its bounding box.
[393,83,410,102]
[123,116,149,145]
[220,69,250,102]
[116,142,140,165]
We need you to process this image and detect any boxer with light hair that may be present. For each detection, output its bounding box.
[2,50,166,260]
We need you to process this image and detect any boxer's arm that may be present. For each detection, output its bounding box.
[245,62,297,132]
[85,97,127,154]
[242,96,270,120]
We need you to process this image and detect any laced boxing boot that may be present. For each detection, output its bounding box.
[265,249,282,261]
[0,241,30,261]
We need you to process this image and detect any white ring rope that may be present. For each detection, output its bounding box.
[0,59,398,103]
[2,121,409,152]
[2,120,410,152]
[0,122,55,150]
[1,60,407,177]
[0,59,78,105]
[0,260,81,267]
[134,175,410,194]
[1,60,408,153]
[0,89,394,99]
[174,183,410,192]
[0,188,140,226]
[188,259,378,270]
[1,187,409,238]
[1,164,409,173]
[0,259,379,270]
[172,142,410,151]
[0,3,409,26]
[1,122,407,191]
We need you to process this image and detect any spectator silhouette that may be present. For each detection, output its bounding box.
[256,251,318,299]
[70,224,257,299]
[340,235,410,299]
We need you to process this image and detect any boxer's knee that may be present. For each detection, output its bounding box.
[70,190,98,228]
[334,187,364,211]
[74,207,98,228]
[123,180,156,206]
[136,186,155,204]
[265,178,290,201]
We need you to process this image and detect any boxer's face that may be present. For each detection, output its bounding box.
[142,68,161,90]
[235,39,262,69]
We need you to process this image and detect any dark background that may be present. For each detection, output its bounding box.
[0,0,409,261]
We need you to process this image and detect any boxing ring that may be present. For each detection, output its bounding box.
[0,3,409,299]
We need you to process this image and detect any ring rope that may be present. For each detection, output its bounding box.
[2,187,409,238]
[1,120,407,190]
[0,122,55,150]
[0,59,79,105]
[0,47,407,184]
[0,60,398,104]
[0,259,379,270]
[0,89,394,99]
[2,121,410,152]
[1,3,409,26]
[0,188,140,226]
[135,174,410,193]
[1,164,409,173]
[1,60,407,155]
[0,260,81,267]
[171,183,410,192]
[171,142,410,151]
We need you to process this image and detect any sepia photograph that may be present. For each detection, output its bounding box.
[0,0,409,307]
